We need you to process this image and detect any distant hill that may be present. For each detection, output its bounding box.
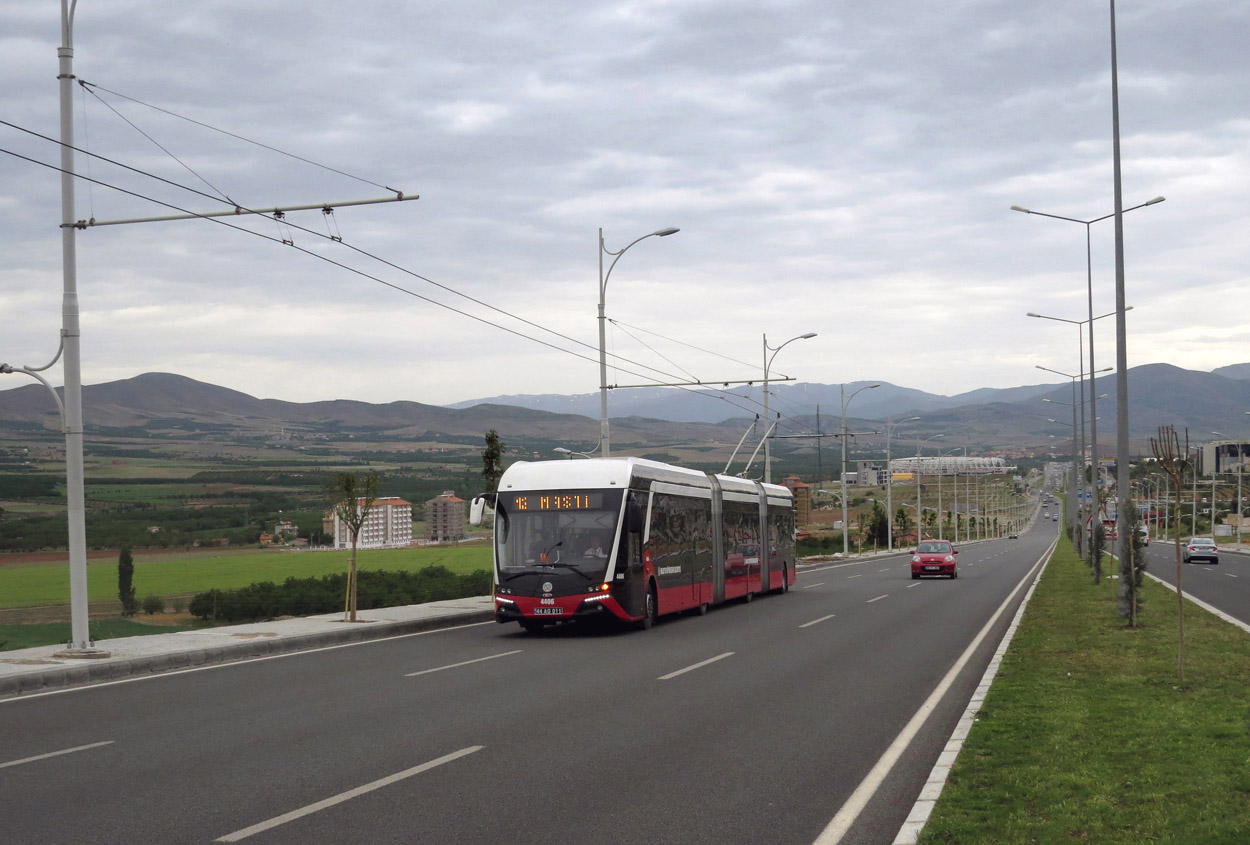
[3,365,1250,452]
[448,380,1059,424]
[0,372,738,448]
[1213,363,1250,381]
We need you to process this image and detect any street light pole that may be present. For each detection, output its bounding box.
[916,434,943,542]
[1029,307,1128,527]
[598,226,679,458]
[841,383,880,558]
[763,332,817,484]
[1013,189,1163,579]
[883,416,920,552]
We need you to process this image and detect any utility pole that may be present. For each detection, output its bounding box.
[2,4,418,654]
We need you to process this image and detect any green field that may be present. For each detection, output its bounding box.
[0,544,493,608]
[920,541,1250,843]
[0,618,201,651]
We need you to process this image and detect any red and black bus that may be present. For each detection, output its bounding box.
[472,457,796,632]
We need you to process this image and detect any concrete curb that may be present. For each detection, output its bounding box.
[0,608,496,700]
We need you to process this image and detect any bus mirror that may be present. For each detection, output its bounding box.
[626,495,643,534]
[469,492,497,526]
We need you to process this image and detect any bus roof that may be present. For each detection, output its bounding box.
[498,457,792,500]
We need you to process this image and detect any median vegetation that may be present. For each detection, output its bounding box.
[920,541,1250,842]
[188,565,491,622]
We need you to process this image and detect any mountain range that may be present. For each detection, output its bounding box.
[2,363,1249,452]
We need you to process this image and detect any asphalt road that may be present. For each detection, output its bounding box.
[1137,540,1250,628]
[1,522,1056,844]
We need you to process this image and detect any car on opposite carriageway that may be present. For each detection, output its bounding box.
[1182,537,1219,564]
[911,539,958,579]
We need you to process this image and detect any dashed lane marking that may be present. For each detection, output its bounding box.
[216,746,484,842]
[405,650,522,677]
[0,741,113,770]
[658,652,735,681]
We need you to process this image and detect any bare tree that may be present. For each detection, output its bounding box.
[329,472,379,623]
[1150,425,1190,682]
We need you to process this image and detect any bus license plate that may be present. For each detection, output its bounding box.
[532,607,563,616]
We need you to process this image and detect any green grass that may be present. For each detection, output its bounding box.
[920,541,1250,843]
[0,544,493,608]
[0,618,203,651]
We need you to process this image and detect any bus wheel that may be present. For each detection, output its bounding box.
[744,590,754,603]
[781,565,789,593]
[697,602,709,616]
[638,585,657,630]
[520,620,543,634]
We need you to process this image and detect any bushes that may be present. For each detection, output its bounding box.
[188,566,492,622]
[797,533,845,555]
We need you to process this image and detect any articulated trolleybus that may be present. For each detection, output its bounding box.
[470,457,797,632]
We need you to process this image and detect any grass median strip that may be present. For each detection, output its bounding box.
[919,541,1250,843]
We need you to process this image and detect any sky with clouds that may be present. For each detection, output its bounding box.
[2,0,1247,414]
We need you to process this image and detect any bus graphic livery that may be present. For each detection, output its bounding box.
[471,457,796,632]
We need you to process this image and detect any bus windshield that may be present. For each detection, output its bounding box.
[494,489,623,579]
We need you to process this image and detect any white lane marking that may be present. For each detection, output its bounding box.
[216,746,483,842]
[800,614,837,628]
[816,538,1055,845]
[866,595,888,604]
[907,583,921,589]
[802,582,826,589]
[405,650,521,677]
[879,568,892,572]
[0,740,113,770]
[847,574,864,579]
[1144,572,1250,635]
[658,652,734,681]
[2,620,497,704]
[1226,572,1238,578]
[894,541,1056,845]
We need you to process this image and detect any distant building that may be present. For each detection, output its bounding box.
[857,461,889,486]
[328,497,413,550]
[780,476,812,526]
[426,491,467,543]
[1201,440,1250,475]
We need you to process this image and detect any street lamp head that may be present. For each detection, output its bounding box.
[652,227,680,237]
[1011,205,1031,213]
[1145,196,1165,206]
[800,332,817,340]
[868,383,881,390]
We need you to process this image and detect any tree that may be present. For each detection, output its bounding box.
[117,546,137,617]
[328,472,379,623]
[1151,424,1191,681]
[865,501,889,548]
[894,506,912,545]
[482,430,507,493]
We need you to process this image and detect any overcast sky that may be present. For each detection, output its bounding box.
[3,0,1247,415]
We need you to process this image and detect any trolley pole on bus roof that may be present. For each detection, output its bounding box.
[598,226,679,458]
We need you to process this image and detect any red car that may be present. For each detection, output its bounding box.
[911,540,959,579]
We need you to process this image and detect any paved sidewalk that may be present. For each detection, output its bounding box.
[0,596,495,699]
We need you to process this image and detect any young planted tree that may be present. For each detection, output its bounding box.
[482,429,507,493]
[117,546,137,617]
[1151,425,1191,681]
[894,506,912,546]
[1120,502,1148,622]
[328,472,379,623]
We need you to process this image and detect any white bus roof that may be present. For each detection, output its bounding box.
[498,457,792,500]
